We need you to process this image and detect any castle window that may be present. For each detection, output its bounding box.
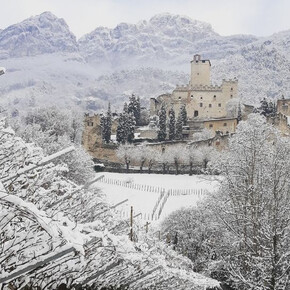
[213,95,216,98]
[191,95,193,98]
[194,110,199,117]
[87,122,94,126]
[179,96,182,100]
[200,103,203,107]
[209,124,213,128]
[223,123,227,126]
[209,104,212,108]
[200,97,203,99]
[230,94,233,98]
[231,87,233,91]
[218,103,221,107]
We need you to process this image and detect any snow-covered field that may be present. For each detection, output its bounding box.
[95,172,220,222]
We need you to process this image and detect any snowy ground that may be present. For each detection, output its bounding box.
[95,172,220,223]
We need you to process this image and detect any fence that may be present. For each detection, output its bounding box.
[99,176,165,194]
[99,176,208,221]
[168,188,205,196]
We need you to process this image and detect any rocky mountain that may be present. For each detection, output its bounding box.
[0,12,78,59]
[1,11,290,114]
[78,13,257,69]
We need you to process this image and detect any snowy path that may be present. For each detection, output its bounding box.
[95,172,220,222]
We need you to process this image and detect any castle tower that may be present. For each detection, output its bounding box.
[190,54,211,86]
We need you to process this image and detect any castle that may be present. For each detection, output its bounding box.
[150,54,239,136]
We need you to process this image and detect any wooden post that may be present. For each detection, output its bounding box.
[130,206,133,241]
[145,221,150,233]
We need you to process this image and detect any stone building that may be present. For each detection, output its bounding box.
[82,114,119,162]
[270,97,290,135]
[150,54,239,136]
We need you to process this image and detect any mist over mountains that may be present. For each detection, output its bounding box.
[0,11,290,113]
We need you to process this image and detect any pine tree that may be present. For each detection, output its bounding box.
[168,107,176,140]
[128,95,135,115]
[100,103,112,144]
[268,100,275,117]
[117,103,136,144]
[259,98,269,116]
[237,102,242,123]
[128,94,141,126]
[127,112,136,143]
[105,103,112,143]
[157,103,167,141]
[116,113,126,144]
[180,105,187,126]
[136,96,141,126]
[123,102,128,114]
[100,113,107,143]
[175,113,183,140]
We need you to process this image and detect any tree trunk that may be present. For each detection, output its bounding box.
[126,162,130,173]
[148,163,152,174]
[204,160,208,169]
[189,161,193,176]
[174,159,179,175]
[140,160,145,173]
[162,163,166,174]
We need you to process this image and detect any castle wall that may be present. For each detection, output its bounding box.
[203,118,237,135]
[171,79,238,120]
[82,114,118,152]
[277,99,290,116]
[150,55,238,122]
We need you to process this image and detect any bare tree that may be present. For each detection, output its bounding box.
[116,143,134,173]
[212,114,290,289]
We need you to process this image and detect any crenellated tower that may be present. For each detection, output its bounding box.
[190,54,211,87]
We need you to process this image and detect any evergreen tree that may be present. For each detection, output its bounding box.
[136,96,141,126]
[259,98,269,116]
[175,113,183,140]
[116,113,126,144]
[268,100,276,117]
[100,113,107,143]
[168,107,176,140]
[117,103,136,144]
[128,94,141,126]
[128,95,135,115]
[127,112,136,143]
[123,102,128,114]
[258,98,277,117]
[180,105,187,126]
[105,103,112,143]
[100,103,112,144]
[157,103,167,141]
[237,102,242,123]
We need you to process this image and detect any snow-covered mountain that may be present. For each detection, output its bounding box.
[78,13,221,67]
[0,12,78,59]
[1,11,290,113]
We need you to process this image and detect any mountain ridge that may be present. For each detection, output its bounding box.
[1,12,290,114]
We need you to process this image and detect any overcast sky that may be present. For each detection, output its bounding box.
[1,0,290,39]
